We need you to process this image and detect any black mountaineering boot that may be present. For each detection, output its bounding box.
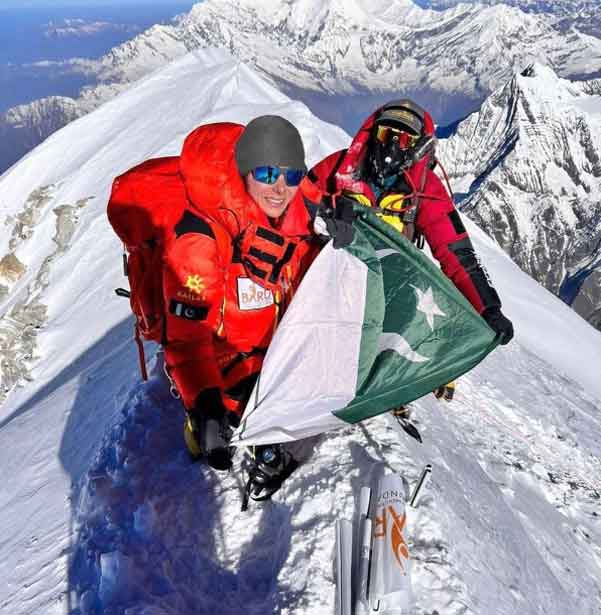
[243,445,299,508]
[184,395,238,471]
[197,408,234,471]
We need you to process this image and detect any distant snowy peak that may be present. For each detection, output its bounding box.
[14,0,601,102]
[91,24,189,84]
[0,97,85,176]
[440,62,601,328]
[3,0,601,174]
[418,0,601,38]
[111,0,600,92]
[443,62,598,186]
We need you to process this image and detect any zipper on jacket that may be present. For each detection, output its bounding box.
[285,265,295,303]
[273,289,282,334]
[217,294,226,337]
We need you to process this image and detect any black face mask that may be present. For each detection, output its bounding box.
[369,140,412,188]
[366,129,435,192]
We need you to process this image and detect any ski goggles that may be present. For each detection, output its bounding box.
[251,165,306,187]
[375,125,420,150]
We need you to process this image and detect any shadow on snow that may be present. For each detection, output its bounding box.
[8,316,295,614]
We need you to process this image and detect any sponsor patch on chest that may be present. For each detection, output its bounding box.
[237,277,274,311]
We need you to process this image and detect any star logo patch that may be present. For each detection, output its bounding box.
[185,274,205,296]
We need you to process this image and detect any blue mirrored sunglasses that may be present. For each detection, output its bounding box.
[251,165,305,187]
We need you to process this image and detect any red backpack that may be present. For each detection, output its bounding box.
[108,155,236,381]
[107,156,187,379]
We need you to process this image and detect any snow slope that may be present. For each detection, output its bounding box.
[0,49,600,615]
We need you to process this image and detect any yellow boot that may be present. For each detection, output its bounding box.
[183,414,202,460]
[434,381,456,402]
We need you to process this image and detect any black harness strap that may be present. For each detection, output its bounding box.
[249,246,278,265]
[256,226,285,246]
[243,258,268,280]
[222,348,267,377]
[232,242,242,264]
[403,156,431,247]
[270,242,297,284]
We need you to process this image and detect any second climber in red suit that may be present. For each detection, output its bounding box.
[310,99,513,401]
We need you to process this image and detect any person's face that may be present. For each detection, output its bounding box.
[245,170,299,219]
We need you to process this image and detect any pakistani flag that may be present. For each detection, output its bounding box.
[232,210,498,446]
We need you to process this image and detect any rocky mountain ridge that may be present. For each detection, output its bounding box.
[439,63,601,329]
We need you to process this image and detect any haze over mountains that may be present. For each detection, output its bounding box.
[0,48,600,615]
[2,0,601,174]
[0,4,195,115]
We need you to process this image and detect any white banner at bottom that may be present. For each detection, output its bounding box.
[368,473,412,613]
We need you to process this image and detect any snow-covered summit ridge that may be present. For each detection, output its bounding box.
[439,61,601,328]
[0,48,349,405]
[0,47,600,615]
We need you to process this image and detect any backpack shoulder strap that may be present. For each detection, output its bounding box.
[174,208,234,264]
[175,209,217,239]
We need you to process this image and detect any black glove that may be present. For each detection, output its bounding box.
[482,307,514,345]
[319,194,357,249]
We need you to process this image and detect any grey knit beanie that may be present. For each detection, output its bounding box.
[235,115,306,175]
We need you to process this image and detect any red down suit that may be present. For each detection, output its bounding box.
[129,123,321,414]
[310,107,502,315]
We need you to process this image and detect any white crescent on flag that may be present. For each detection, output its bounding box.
[377,333,429,363]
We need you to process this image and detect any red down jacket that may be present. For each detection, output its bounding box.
[161,123,323,414]
[310,106,502,315]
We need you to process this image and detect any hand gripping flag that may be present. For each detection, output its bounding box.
[232,209,498,446]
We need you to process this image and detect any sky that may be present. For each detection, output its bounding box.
[0,0,198,8]
[0,0,197,119]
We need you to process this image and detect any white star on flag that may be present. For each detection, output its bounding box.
[412,285,446,331]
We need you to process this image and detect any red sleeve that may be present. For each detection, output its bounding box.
[417,171,500,314]
[162,233,225,410]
